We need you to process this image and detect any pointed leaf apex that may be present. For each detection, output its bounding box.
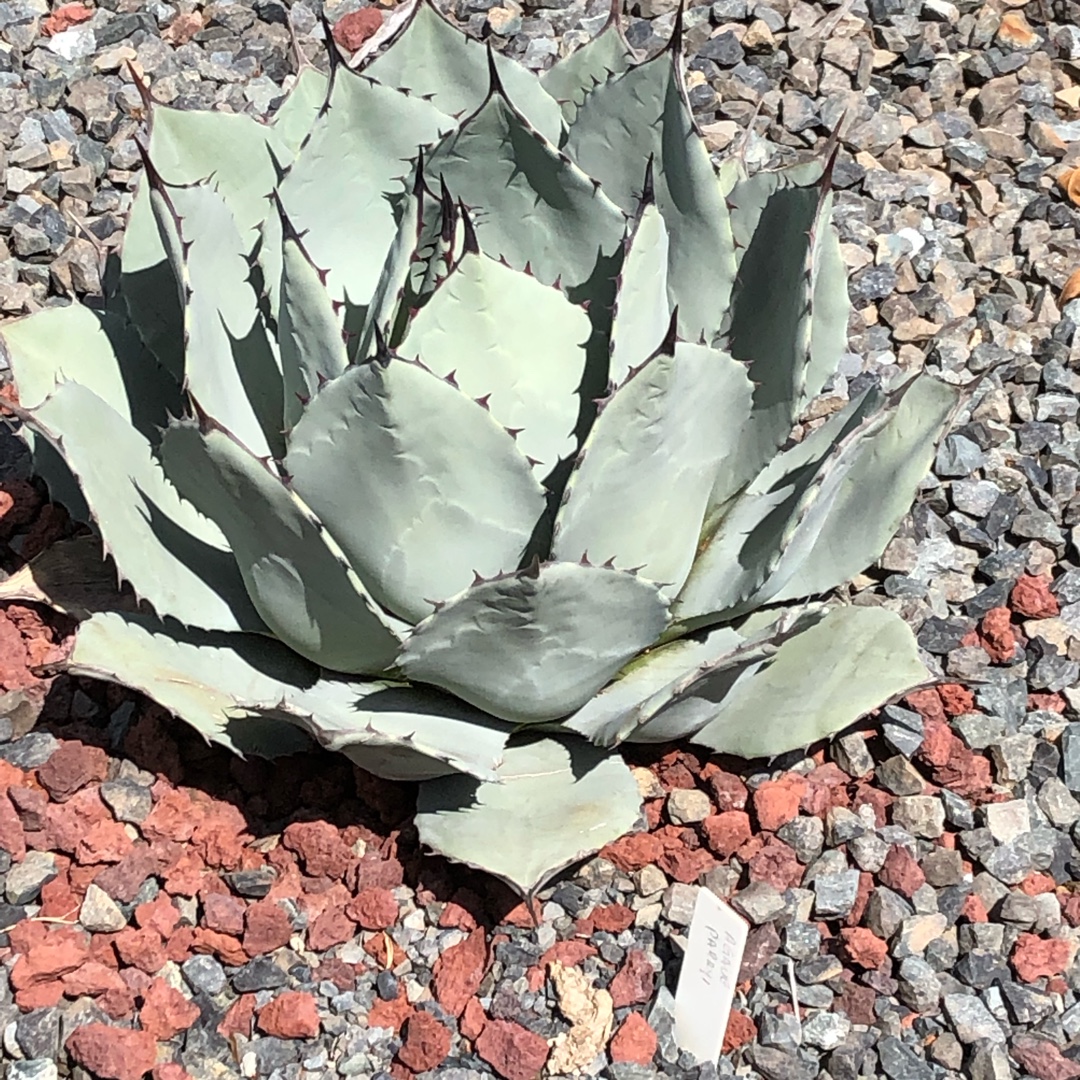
[373,323,392,367]
[669,1,684,56]
[126,61,154,116]
[460,203,479,255]
[413,146,427,196]
[485,42,507,100]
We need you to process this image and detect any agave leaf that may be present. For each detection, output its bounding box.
[271,67,330,153]
[20,382,262,633]
[564,622,744,747]
[160,419,401,674]
[285,357,546,625]
[424,88,626,291]
[278,228,349,432]
[120,184,186,382]
[764,374,961,605]
[121,105,289,375]
[685,605,928,758]
[0,535,140,619]
[354,166,423,364]
[398,249,591,475]
[609,200,670,385]
[711,164,851,512]
[14,431,89,523]
[674,388,886,625]
[541,5,637,122]
[363,0,563,143]
[553,339,752,598]
[241,678,510,782]
[416,736,643,898]
[565,48,736,343]
[278,65,451,309]
[398,562,669,723]
[1,304,182,445]
[158,184,284,461]
[65,611,316,758]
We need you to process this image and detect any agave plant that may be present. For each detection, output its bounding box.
[0,0,958,897]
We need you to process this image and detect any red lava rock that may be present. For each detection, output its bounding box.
[42,2,94,36]
[282,820,356,880]
[141,787,198,843]
[1021,872,1058,897]
[852,783,892,828]
[66,1023,158,1080]
[257,990,321,1039]
[307,904,356,951]
[94,843,160,903]
[738,923,781,984]
[0,612,33,692]
[840,927,888,969]
[703,767,747,811]
[722,1010,757,1053]
[352,854,405,892]
[752,775,806,831]
[62,961,127,997]
[191,805,248,871]
[1012,575,1059,618]
[845,871,874,929]
[9,784,47,830]
[44,787,111,853]
[11,933,90,988]
[134,892,181,938]
[938,683,975,716]
[398,1010,453,1072]
[314,958,356,992]
[139,978,201,1040]
[588,903,635,934]
[433,927,487,1017]
[1012,934,1074,983]
[369,994,415,1033]
[961,893,989,923]
[0,793,26,859]
[37,741,108,802]
[540,939,597,971]
[1063,894,1080,928]
[609,948,655,1008]
[243,898,293,957]
[701,810,752,858]
[835,979,877,1026]
[347,886,399,930]
[980,606,1018,663]
[113,926,167,974]
[332,6,382,51]
[800,764,851,816]
[601,831,664,872]
[610,1011,657,1066]
[906,687,947,724]
[656,843,716,884]
[1030,692,1067,713]
[1010,1036,1080,1080]
[218,994,257,1039]
[76,819,133,865]
[654,750,700,790]
[193,927,247,967]
[476,1018,550,1080]
[747,836,804,890]
[878,845,926,898]
[461,996,487,1041]
[153,1066,196,1080]
[15,979,66,1009]
[203,892,246,936]
[161,849,207,897]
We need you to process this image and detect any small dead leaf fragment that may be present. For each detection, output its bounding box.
[547,961,614,1074]
[1060,268,1080,307]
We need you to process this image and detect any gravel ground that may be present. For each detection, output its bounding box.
[2,0,1080,1078]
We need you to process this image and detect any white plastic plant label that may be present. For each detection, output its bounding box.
[673,887,750,1064]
